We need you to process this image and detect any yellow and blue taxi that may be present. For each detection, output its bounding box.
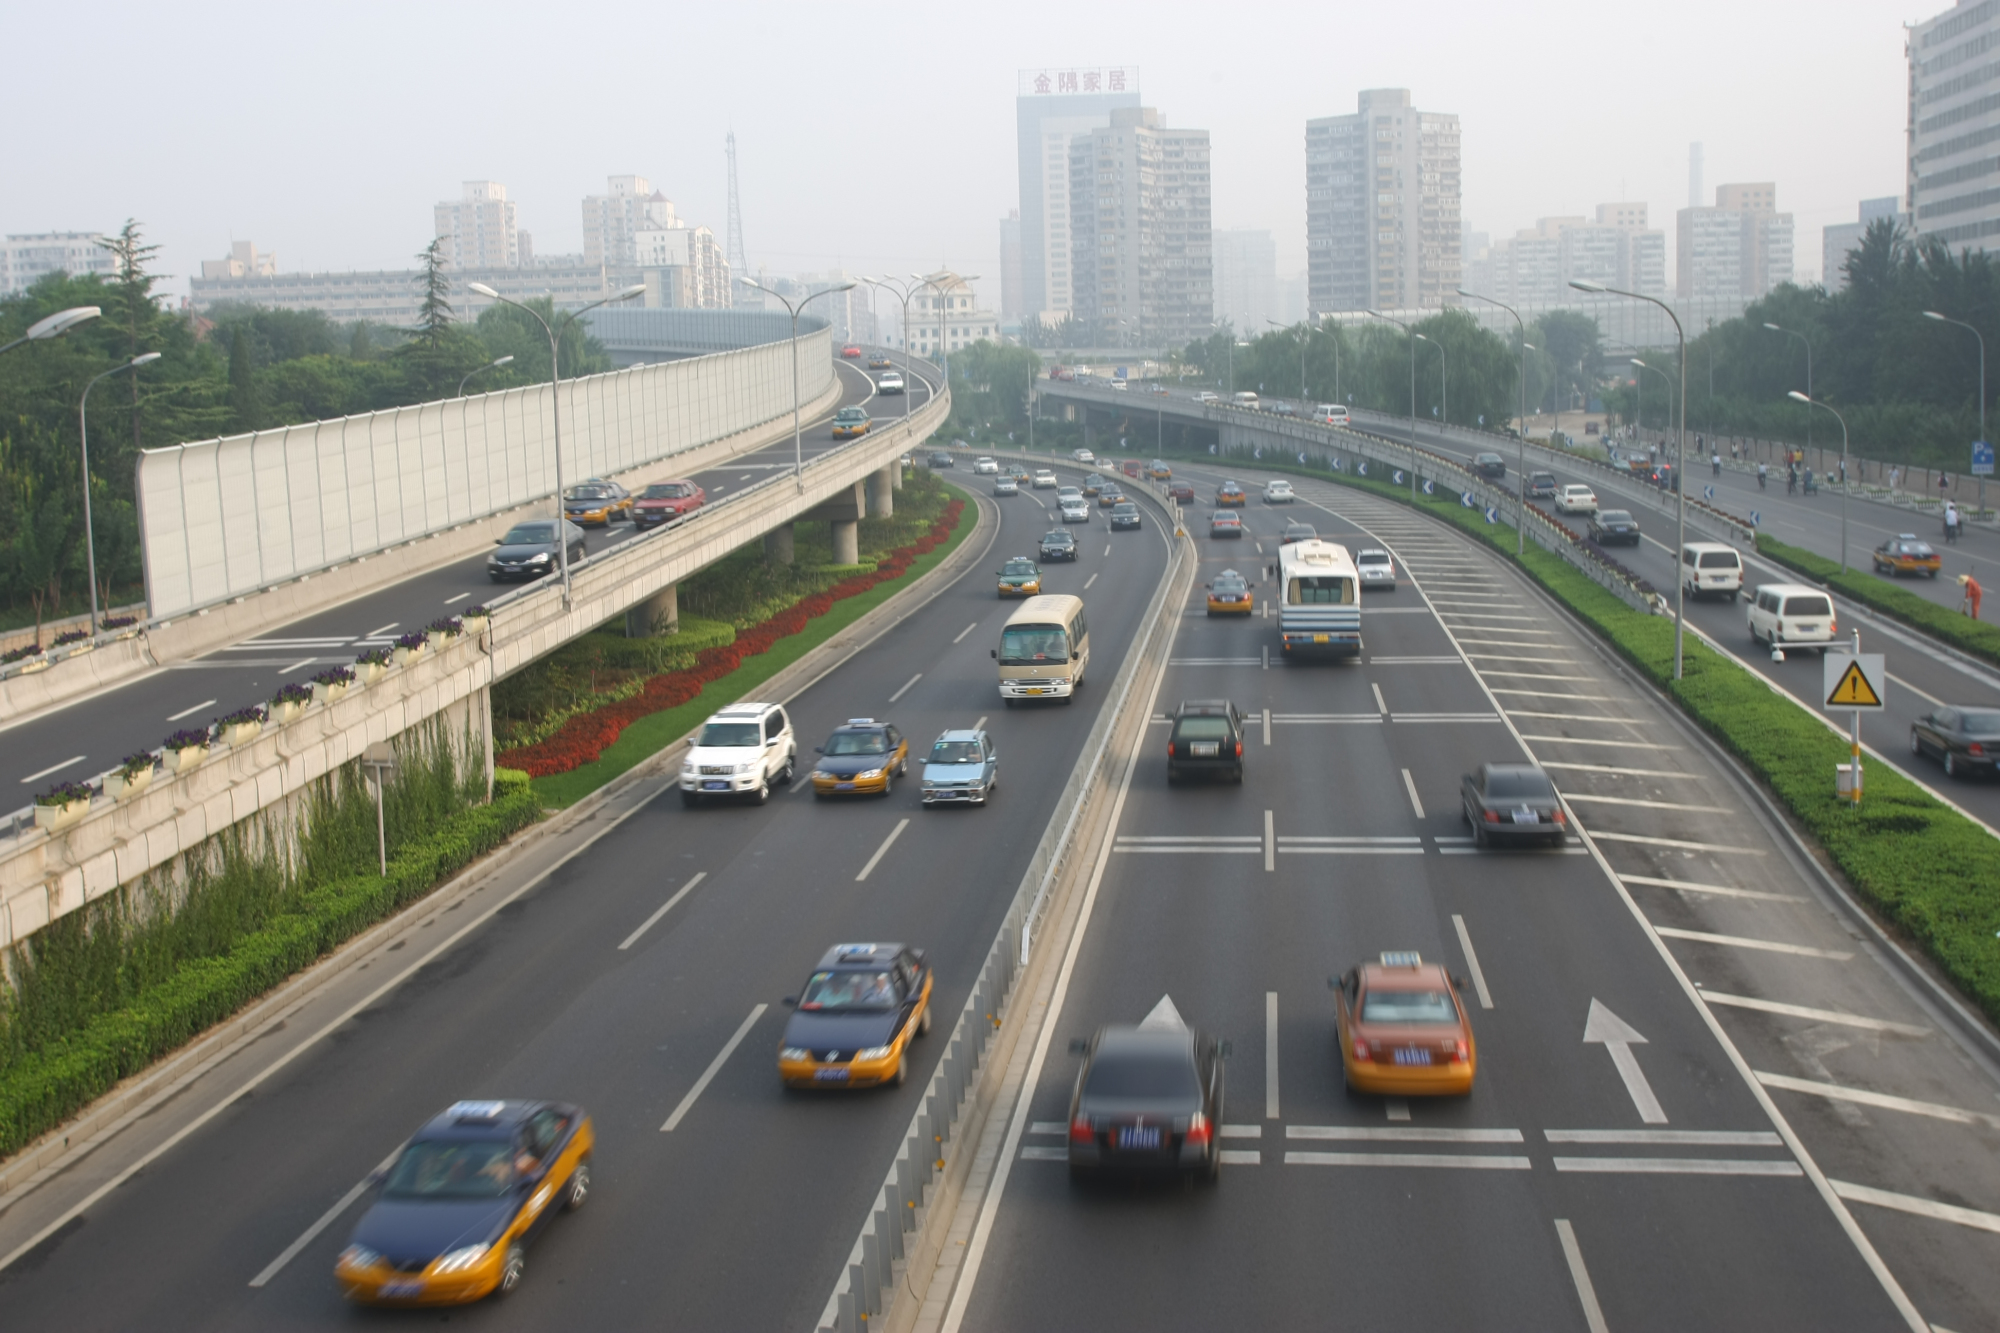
[810,718,910,797]
[562,479,630,526]
[336,1100,593,1306]
[832,405,872,439]
[1215,480,1248,507]
[1332,953,1477,1097]
[1149,460,1173,480]
[869,353,894,369]
[779,943,935,1088]
[1081,474,1105,497]
[1872,534,1942,578]
[1206,568,1255,615]
[997,556,1043,598]
[1098,485,1126,508]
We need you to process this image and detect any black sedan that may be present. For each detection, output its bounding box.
[1167,699,1244,784]
[486,519,586,582]
[1911,706,2000,778]
[1066,1009,1226,1181]
[1109,501,1143,531]
[1473,452,1507,478]
[1461,763,1567,847]
[1588,509,1641,545]
[1280,521,1318,545]
[1039,528,1079,561]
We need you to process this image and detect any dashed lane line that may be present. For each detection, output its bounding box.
[1755,1072,2000,1131]
[1401,769,1425,818]
[660,1004,768,1132]
[1552,1157,1803,1176]
[1286,1125,1523,1142]
[1701,992,1929,1036]
[1555,1220,1610,1333]
[952,622,979,644]
[1520,735,1680,749]
[166,698,217,722]
[1285,1152,1531,1169]
[617,873,709,950]
[1452,914,1493,1009]
[1544,1129,1782,1145]
[1541,761,1700,779]
[1655,927,1854,961]
[855,819,911,881]
[1487,688,1618,701]
[19,756,85,785]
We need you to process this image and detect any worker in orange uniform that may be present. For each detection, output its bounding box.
[1961,573,1984,621]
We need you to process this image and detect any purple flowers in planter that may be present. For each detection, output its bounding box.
[313,665,357,686]
[394,632,428,651]
[464,605,489,618]
[1,644,44,664]
[163,728,212,751]
[118,752,158,778]
[35,779,94,808]
[355,647,392,667]
[52,629,91,647]
[216,706,268,729]
[272,682,315,707]
[427,617,463,636]
[101,615,138,630]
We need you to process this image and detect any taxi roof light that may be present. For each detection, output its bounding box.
[845,718,879,727]
[1379,951,1424,968]
[447,1099,507,1122]
[834,943,883,958]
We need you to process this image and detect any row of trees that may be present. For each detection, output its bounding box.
[0,226,612,637]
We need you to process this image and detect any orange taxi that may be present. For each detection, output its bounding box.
[1205,568,1254,615]
[1872,534,1942,579]
[1215,481,1248,507]
[1331,952,1477,1096]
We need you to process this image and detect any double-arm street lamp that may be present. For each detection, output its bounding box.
[1924,310,1987,515]
[1631,358,1675,442]
[1458,288,1531,554]
[79,352,161,633]
[0,305,100,357]
[467,281,646,605]
[741,278,857,489]
[457,354,515,398]
[1366,310,1419,496]
[1762,322,1812,463]
[1571,277,1689,680]
[914,271,979,395]
[1789,390,1852,572]
[860,277,918,423]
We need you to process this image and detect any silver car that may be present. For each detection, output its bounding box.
[922,729,998,806]
[1356,548,1397,591]
[1060,498,1091,523]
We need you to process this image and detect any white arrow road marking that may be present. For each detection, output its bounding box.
[1139,994,1188,1031]
[1585,998,1667,1123]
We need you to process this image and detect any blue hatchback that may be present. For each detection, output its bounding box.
[921,728,999,806]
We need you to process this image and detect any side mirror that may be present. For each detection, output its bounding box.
[990,649,998,659]
[1452,976,1469,992]
[813,745,824,754]
[493,537,505,545]
[1067,1038,1089,1056]
[782,996,798,1007]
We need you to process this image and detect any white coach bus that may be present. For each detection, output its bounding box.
[1274,540,1361,657]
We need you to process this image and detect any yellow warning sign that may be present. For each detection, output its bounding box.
[1825,658,1882,709]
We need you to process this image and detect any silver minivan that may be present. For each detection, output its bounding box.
[1680,542,1743,600]
[1747,583,1837,651]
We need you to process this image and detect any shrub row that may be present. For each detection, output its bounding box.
[0,769,542,1158]
[1755,534,2000,669]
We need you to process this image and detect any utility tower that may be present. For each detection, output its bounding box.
[725,131,749,275]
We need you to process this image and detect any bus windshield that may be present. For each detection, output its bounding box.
[1288,576,1353,604]
[999,626,1069,665]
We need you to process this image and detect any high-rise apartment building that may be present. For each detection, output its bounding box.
[1462,204,1663,307]
[1824,196,1907,291]
[1,232,116,295]
[434,181,519,269]
[582,175,674,269]
[1911,1,2000,250]
[1214,229,1279,333]
[1067,106,1213,348]
[1676,184,1793,299]
[1305,89,1461,313]
[999,210,1023,321]
[1015,67,1142,324]
[578,175,731,308]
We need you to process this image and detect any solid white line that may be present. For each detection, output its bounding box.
[1393,714,1501,723]
[1282,846,1426,855]
[1588,830,1765,854]
[617,872,708,950]
[1371,682,1387,714]
[974,716,988,732]
[789,774,814,793]
[1754,1071,2000,1130]
[1562,792,1731,813]
[166,698,217,722]
[1488,689,1618,701]
[1084,572,1099,589]
[1284,1151,1530,1169]
[1400,768,1425,817]
[1553,1157,1803,1176]
[1885,672,1944,709]
[279,658,314,674]
[1555,1220,1611,1333]
[1279,836,1422,844]
[1545,1128,1782,1145]
[855,818,911,881]
[1220,1124,1263,1139]
[18,755,85,785]
[1655,927,1853,961]
[1700,992,1928,1036]
[1618,874,1800,902]
[661,1005,767,1131]
[364,622,398,638]
[1264,810,1275,873]
[1115,835,1264,843]
[1832,1179,2000,1235]
[1286,1125,1523,1142]
[889,672,923,703]
[248,1148,401,1287]
[1520,735,1679,749]
[1452,914,1493,1010]
[953,621,979,644]
[1541,761,1698,778]
[1265,992,1280,1118]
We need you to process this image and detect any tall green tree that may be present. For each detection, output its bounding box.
[227,327,262,433]
[411,238,453,344]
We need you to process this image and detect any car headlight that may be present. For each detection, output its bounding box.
[857,1046,894,1062]
[736,761,760,774]
[528,552,550,564]
[433,1243,489,1275]
[781,1047,811,1062]
[857,769,883,780]
[682,761,696,773]
[339,1245,382,1270]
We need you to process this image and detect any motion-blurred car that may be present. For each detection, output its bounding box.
[1262,480,1295,504]
[974,457,1000,475]
[1148,383,1170,395]
[487,519,586,582]
[779,943,934,1088]
[1098,486,1126,508]
[1460,763,1566,847]
[1122,460,1142,477]
[1167,699,1244,783]
[810,718,909,798]
[869,353,893,369]
[1331,953,1476,1096]
[1194,390,1220,403]
[336,1100,593,1306]
[1555,484,1599,515]
[1209,510,1244,539]
[1356,548,1397,590]
[1587,509,1640,545]
[1109,501,1143,531]
[1911,706,2000,778]
[1059,497,1091,523]
[1215,481,1247,507]
[1473,452,1507,479]
[877,372,905,394]
[926,450,954,469]
[1279,521,1318,546]
[997,556,1043,597]
[841,345,862,358]
[832,406,872,439]
[1065,1005,1225,1181]
[631,480,704,530]
[1040,528,1079,561]
[994,476,1019,496]
[1205,569,1254,616]
[921,728,999,806]
[1071,447,1096,463]
[1873,534,1942,578]
[1012,465,1034,484]
[1081,474,1105,496]
[562,479,630,526]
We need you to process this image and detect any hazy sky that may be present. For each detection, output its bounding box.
[12,0,1913,316]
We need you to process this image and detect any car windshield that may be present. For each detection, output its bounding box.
[1214,578,1245,593]
[1698,551,1739,569]
[642,483,690,499]
[1899,542,1935,556]
[1003,560,1038,577]
[1484,770,1555,799]
[1599,511,1633,524]
[1358,551,1390,566]
[824,731,887,756]
[382,1140,514,1199]
[1783,595,1834,617]
[565,486,609,500]
[1082,1050,1201,1100]
[1113,503,1137,514]
[1176,717,1232,740]
[1960,709,2000,736]
[1361,989,1459,1025]
[500,524,554,544]
[799,969,899,1011]
[931,740,983,763]
[698,721,761,747]
[837,408,865,420]
[1290,576,1352,604]
[1532,474,1556,484]
[1044,533,1072,546]
[1000,626,1069,664]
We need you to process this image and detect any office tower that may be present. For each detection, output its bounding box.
[1015,66,1142,323]
[1910,1,2000,250]
[1068,106,1213,348]
[1676,184,1794,299]
[1305,88,1461,313]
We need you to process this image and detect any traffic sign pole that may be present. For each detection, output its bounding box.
[1822,632,1887,807]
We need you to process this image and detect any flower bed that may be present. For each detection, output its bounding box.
[497,497,966,779]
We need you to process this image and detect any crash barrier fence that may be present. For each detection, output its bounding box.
[814,463,1194,1333]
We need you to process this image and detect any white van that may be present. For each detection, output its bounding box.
[1232,391,1260,406]
[1680,543,1743,600]
[1314,404,1350,426]
[1747,584,1838,651]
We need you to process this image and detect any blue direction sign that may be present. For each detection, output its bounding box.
[1461,491,1475,508]
[1703,485,1716,501]
[1393,469,1405,483]
[1975,440,1995,477]
[1484,505,1499,524]
[1423,479,1436,495]
[1749,510,1762,526]
[1356,461,1367,476]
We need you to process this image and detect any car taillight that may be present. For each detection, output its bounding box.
[1185,1112,1212,1147]
[1070,1116,1094,1143]
[1352,1037,1370,1062]
[1552,808,1566,823]
[1828,617,1837,634]
[1970,743,1986,757]
[1449,1039,1469,1063]
[1235,740,1244,757]
[1483,809,1500,823]
[1167,741,1176,757]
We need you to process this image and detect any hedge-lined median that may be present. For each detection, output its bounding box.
[1756,534,2000,669]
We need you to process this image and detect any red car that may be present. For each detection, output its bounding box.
[1169,482,1196,503]
[632,480,705,530]
[842,346,863,358]
[1122,460,1142,477]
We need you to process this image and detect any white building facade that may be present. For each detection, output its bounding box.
[435,180,519,270]
[905,274,998,357]
[1911,0,2000,251]
[1675,183,1794,300]
[1067,106,1214,348]
[2,232,116,295]
[1014,67,1142,324]
[200,240,277,281]
[1214,229,1280,333]
[1465,204,1664,307]
[1305,89,1461,314]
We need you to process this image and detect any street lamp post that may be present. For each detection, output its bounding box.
[1789,390,1852,572]
[1267,318,1311,403]
[1631,358,1674,443]
[79,351,161,633]
[1572,278,1688,680]
[0,305,100,357]
[1415,332,1447,427]
[860,277,919,423]
[1924,310,1987,515]
[913,271,978,405]
[466,281,646,605]
[1762,321,1812,467]
[458,354,515,398]
[741,278,858,488]
[1459,288,1531,554]
[1367,311,1419,496]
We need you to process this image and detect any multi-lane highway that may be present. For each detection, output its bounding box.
[0,457,1177,1328]
[0,352,932,797]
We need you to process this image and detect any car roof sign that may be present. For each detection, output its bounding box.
[835,943,882,958]
[845,718,878,727]
[448,1100,507,1122]
[1379,951,1424,968]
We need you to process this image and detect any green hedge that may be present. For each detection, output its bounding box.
[1755,535,2000,669]
[0,769,542,1158]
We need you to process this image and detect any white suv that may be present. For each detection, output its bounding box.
[1747,584,1837,652]
[974,457,1000,475]
[1555,484,1599,515]
[680,701,796,806]
[1032,469,1059,489]
[1680,542,1744,601]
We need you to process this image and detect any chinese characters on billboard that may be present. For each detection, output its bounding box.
[1018,67,1139,97]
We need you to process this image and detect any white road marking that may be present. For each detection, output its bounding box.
[1371,682,1387,714]
[1103,543,1111,556]
[1618,874,1799,902]
[1655,927,1853,961]
[1019,1146,1066,1161]
[1285,1151,1530,1169]
[1585,999,1668,1124]
[1542,761,1699,779]
[1218,1150,1262,1165]
[364,622,398,638]
[1886,673,1944,708]
[1262,708,1271,745]
[617,872,708,950]
[1272,713,1385,724]
[1452,915,1493,1009]
[1027,1121,1066,1136]
[953,622,979,644]
[1262,644,1270,670]
[1286,1125,1522,1142]
[1503,709,1627,722]
[1169,657,1262,666]
[888,672,924,703]
[1555,1220,1611,1333]
[1084,572,1099,589]
[1561,792,1731,813]
[444,592,471,605]
[1368,655,1466,666]
[1393,713,1502,723]
[1553,1157,1803,1176]
[1264,810,1275,872]
[1588,830,1764,854]
[167,698,217,722]
[248,1148,401,1287]
[1545,1128,1782,1145]
[19,755,85,784]
[279,658,314,674]
[1385,1100,1412,1121]
[1700,992,1928,1036]
[973,716,988,731]
[790,773,814,793]
[855,818,911,881]
[1477,669,1593,680]
[1280,836,1422,844]
[1831,1179,2000,1235]
[1520,735,1679,749]
[1488,688,1617,701]
[1220,1124,1263,1139]
[1265,992,1280,1119]
[660,1003,768,1131]
[1755,1072,2000,1130]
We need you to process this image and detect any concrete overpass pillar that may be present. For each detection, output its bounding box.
[624,582,678,638]
[831,519,860,565]
[764,522,795,565]
[868,465,895,518]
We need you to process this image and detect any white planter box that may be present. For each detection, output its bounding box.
[105,767,154,801]
[355,662,388,687]
[425,630,458,651]
[392,644,425,667]
[220,720,263,748]
[34,797,91,833]
[460,616,490,636]
[270,700,306,726]
[312,680,351,707]
[170,744,210,773]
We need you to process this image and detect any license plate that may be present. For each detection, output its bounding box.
[836,782,854,791]
[1116,1125,1162,1150]
[703,780,729,791]
[814,1067,850,1081]
[1189,741,1219,757]
[379,1280,425,1298]
[1392,1048,1431,1066]
[1025,687,1045,695]
[1511,807,1538,824]
[1314,634,1329,644]
[1797,624,1819,633]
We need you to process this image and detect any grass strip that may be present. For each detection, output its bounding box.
[1756,534,2000,669]
[527,483,978,807]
